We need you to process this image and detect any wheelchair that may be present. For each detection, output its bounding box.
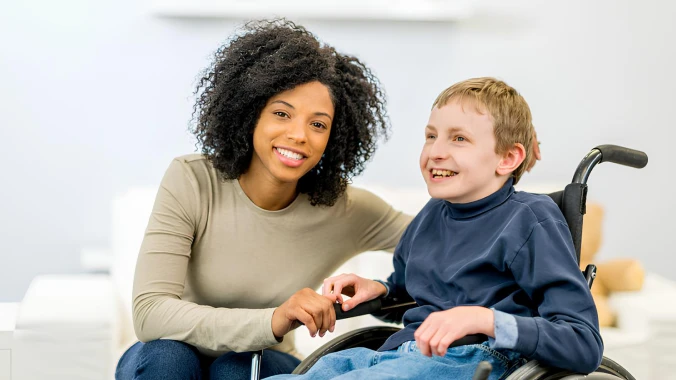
[250,144,648,380]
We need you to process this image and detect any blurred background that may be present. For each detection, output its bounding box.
[1,0,675,378]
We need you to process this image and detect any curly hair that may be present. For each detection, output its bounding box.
[191,19,389,206]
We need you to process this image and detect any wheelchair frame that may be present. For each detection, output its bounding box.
[250,144,648,380]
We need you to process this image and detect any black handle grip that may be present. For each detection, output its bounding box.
[333,298,382,320]
[594,145,648,168]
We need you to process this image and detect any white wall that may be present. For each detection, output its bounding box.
[1,0,674,301]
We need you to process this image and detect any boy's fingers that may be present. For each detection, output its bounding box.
[322,279,331,296]
[437,334,455,357]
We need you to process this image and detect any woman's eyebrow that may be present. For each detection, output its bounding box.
[270,100,295,108]
[315,112,333,120]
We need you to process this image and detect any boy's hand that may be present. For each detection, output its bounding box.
[272,288,339,339]
[415,306,495,357]
[322,273,387,312]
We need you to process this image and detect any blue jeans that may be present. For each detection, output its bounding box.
[265,341,526,380]
[116,340,300,380]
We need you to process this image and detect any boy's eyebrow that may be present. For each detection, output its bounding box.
[426,124,471,135]
[270,100,332,120]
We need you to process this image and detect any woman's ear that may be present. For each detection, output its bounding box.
[496,143,526,176]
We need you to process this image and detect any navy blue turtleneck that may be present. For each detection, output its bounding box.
[378,179,603,374]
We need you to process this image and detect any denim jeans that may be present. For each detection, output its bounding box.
[116,340,300,380]
[265,340,526,380]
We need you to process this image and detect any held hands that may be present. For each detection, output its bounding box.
[271,288,339,340]
[322,273,387,312]
[415,306,495,357]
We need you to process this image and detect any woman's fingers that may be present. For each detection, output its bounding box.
[293,307,317,337]
[292,288,340,338]
[319,297,335,337]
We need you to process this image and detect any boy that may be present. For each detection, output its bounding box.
[268,77,603,379]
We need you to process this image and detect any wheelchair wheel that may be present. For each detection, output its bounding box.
[506,356,635,380]
[292,326,400,374]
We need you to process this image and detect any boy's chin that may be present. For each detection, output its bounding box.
[426,188,454,200]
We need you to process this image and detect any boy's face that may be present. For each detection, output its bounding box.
[420,99,506,204]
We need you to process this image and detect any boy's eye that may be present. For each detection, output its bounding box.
[274,111,289,118]
[455,136,466,142]
[426,134,436,140]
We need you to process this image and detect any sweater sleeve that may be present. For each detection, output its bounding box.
[132,158,280,354]
[509,218,604,373]
[347,187,413,254]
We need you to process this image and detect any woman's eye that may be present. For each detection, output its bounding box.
[274,111,289,118]
[312,122,327,129]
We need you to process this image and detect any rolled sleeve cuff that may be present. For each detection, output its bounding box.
[373,279,391,297]
[488,309,519,350]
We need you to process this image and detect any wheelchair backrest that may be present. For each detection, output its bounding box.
[547,183,588,265]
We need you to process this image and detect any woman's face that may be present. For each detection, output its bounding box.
[249,81,334,185]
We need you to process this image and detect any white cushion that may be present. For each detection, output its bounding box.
[109,187,158,351]
[13,275,118,380]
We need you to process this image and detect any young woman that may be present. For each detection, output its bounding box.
[115,19,411,379]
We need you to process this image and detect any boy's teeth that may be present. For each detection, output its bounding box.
[277,148,304,160]
[432,169,456,177]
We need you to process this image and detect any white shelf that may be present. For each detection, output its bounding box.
[149,0,474,21]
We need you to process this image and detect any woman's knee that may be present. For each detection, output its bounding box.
[118,340,202,379]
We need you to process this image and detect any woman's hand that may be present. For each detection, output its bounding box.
[415,306,495,357]
[322,273,387,312]
[272,288,338,339]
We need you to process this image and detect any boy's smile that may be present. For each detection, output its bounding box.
[420,99,506,204]
[429,168,457,182]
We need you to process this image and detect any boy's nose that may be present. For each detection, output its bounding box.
[429,140,450,160]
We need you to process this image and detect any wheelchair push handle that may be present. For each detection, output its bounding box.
[333,298,382,320]
[573,144,648,184]
[594,144,648,169]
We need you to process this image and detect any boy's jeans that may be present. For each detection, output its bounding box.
[266,340,526,380]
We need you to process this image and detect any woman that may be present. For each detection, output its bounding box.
[115,19,411,379]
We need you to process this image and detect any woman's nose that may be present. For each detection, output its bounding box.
[286,121,307,143]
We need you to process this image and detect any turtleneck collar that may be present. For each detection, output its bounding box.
[444,178,515,219]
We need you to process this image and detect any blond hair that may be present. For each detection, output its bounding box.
[433,77,535,184]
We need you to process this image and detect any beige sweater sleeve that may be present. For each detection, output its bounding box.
[347,187,414,254]
[131,159,280,354]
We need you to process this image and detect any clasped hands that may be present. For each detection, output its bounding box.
[272,273,494,357]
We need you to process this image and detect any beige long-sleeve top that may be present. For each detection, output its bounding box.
[132,155,412,358]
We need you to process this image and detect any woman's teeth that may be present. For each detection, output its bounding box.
[276,148,304,160]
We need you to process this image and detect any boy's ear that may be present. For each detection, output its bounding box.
[496,143,526,176]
